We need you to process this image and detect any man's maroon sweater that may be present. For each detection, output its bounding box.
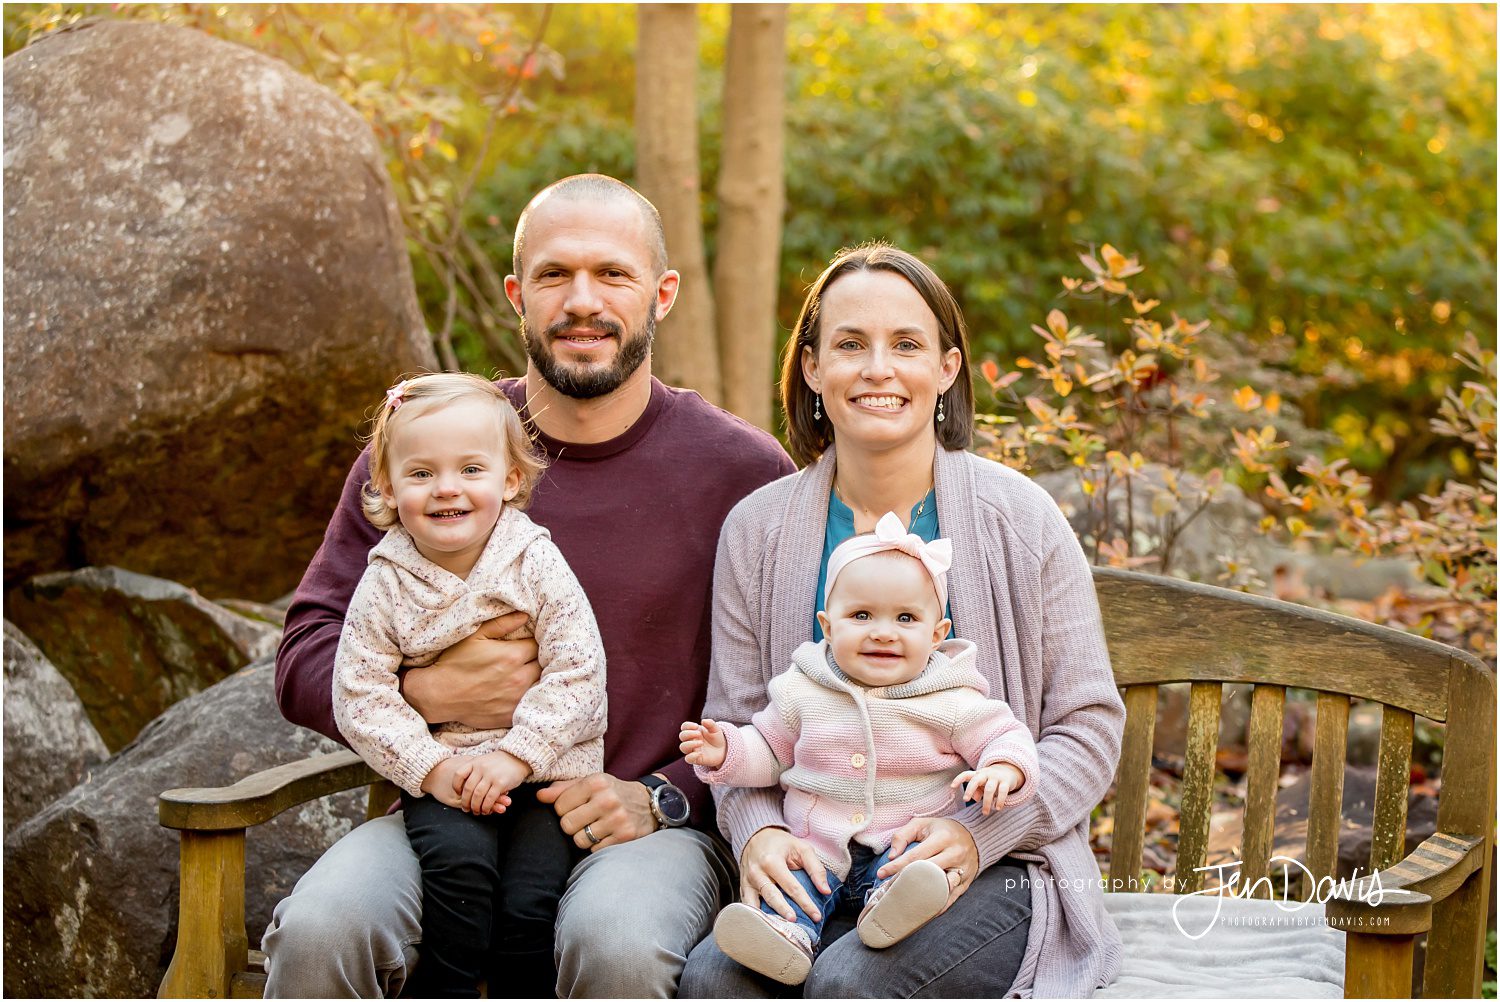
[274,377,795,826]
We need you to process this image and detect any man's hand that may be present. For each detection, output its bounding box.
[951,763,1023,816]
[460,750,531,815]
[679,718,727,768]
[538,773,657,852]
[401,612,540,728]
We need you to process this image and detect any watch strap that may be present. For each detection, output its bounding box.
[639,774,666,830]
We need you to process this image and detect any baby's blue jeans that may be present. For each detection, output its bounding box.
[760,841,920,946]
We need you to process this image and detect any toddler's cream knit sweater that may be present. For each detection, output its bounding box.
[333,505,606,797]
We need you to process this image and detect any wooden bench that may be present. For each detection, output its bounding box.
[157,568,1494,998]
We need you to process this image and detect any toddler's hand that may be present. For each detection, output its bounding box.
[420,755,473,810]
[951,763,1024,815]
[679,719,727,769]
[461,751,530,815]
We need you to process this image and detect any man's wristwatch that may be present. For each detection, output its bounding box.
[640,775,690,829]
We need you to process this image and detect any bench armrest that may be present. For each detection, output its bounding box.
[157,750,390,998]
[158,749,382,831]
[1324,831,1485,935]
[1322,833,1486,998]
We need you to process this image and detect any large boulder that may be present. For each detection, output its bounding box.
[1034,464,1275,583]
[3,659,366,999]
[2,620,108,834]
[6,566,280,750]
[3,19,435,600]
[1205,764,1438,885]
[1033,464,1424,599]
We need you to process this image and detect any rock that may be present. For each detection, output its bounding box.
[3,659,365,999]
[3,20,435,600]
[2,620,108,834]
[1152,683,1190,761]
[1270,549,1424,603]
[1412,717,1445,774]
[1203,764,1438,883]
[1218,683,1253,749]
[1153,685,1314,773]
[1034,464,1275,583]
[1346,702,1382,766]
[1151,684,1221,763]
[1282,698,1316,766]
[217,597,289,630]
[6,566,282,751]
[1274,765,1439,880]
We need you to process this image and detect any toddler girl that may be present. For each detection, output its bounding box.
[680,512,1036,985]
[333,372,606,998]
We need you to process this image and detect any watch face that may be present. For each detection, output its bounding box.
[657,786,690,824]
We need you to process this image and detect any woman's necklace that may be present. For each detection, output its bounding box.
[834,481,930,520]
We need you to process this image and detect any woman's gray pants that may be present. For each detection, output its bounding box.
[261,813,733,998]
[678,858,1033,998]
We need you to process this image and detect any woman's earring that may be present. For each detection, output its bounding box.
[937,394,946,423]
[814,394,822,420]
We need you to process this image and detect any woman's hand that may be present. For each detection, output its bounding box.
[740,827,832,923]
[877,817,980,906]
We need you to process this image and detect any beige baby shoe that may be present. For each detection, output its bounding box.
[713,902,816,985]
[856,859,949,948]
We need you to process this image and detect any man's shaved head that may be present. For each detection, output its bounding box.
[512,174,668,278]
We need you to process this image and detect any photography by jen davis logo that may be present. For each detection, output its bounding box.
[1170,857,1403,940]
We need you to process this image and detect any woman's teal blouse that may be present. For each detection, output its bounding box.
[812,488,947,641]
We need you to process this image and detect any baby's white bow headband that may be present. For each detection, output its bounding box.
[824,511,953,612]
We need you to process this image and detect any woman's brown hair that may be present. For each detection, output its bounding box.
[779,242,976,467]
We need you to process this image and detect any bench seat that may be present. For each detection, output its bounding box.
[1099,893,1344,998]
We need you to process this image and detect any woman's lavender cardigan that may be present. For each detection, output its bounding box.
[703,443,1125,997]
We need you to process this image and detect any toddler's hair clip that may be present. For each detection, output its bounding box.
[385,380,410,412]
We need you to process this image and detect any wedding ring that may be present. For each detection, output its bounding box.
[583,823,602,845]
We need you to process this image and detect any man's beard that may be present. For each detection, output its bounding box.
[519,308,655,400]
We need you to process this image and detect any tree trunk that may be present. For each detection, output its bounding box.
[635,3,721,404]
[713,4,788,431]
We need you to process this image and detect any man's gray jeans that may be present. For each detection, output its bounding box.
[262,812,732,998]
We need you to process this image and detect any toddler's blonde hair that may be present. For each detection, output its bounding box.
[361,372,546,530]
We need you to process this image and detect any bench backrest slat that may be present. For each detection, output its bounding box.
[1241,684,1286,897]
[1173,681,1222,894]
[1371,707,1414,871]
[1304,691,1352,898]
[1110,684,1157,890]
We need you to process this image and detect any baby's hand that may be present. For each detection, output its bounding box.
[951,763,1024,816]
[460,751,530,815]
[679,719,727,769]
[420,755,473,810]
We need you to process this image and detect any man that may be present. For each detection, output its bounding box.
[265,174,794,997]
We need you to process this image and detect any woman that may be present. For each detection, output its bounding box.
[679,244,1124,997]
